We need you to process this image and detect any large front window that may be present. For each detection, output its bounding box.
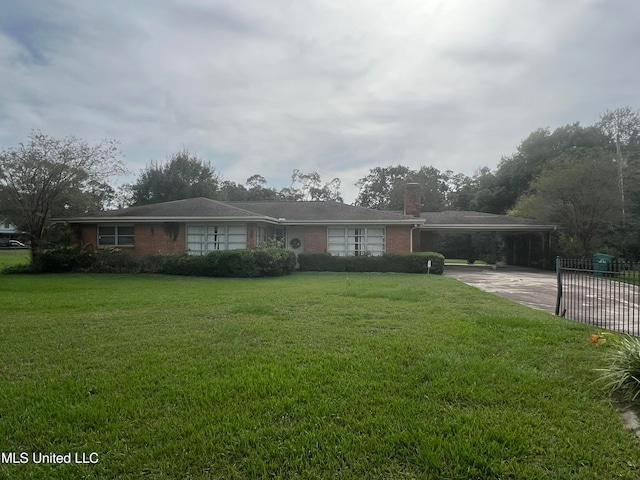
[187,225,247,255]
[98,226,134,247]
[327,227,385,256]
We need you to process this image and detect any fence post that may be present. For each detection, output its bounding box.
[555,256,562,316]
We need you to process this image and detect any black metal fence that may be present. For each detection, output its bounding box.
[556,257,640,336]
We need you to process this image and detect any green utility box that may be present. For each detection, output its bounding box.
[593,253,615,277]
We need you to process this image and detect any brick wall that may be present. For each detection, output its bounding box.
[412,227,421,252]
[247,224,257,249]
[77,224,97,248]
[386,225,412,253]
[303,226,327,253]
[404,183,422,217]
[133,223,186,255]
[74,223,416,255]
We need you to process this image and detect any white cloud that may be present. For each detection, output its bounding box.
[1,0,638,202]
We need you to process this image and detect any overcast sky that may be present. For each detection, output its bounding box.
[1,0,639,203]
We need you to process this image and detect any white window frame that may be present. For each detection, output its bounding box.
[97,225,135,248]
[256,226,267,246]
[327,227,385,256]
[186,224,247,255]
[274,227,286,247]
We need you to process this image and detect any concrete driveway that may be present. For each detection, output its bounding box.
[443,264,558,314]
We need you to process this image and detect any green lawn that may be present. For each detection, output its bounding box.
[444,258,488,265]
[0,249,30,269]
[619,269,640,286]
[0,272,638,479]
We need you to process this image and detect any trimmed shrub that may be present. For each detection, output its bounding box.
[252,248,297,276]
[298,252,444,274]
[10,246,296,278]
[163,248,296,278]
[297,253,347,272]
[34,247,172,274]
[136,254,173,274]
[88,248,139,273]
[163,253,219,277]
[36,245,95,273]
[212,250,260,277]
[298,253,334,271]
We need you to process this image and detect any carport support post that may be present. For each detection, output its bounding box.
[555,256,562,316]
[491,231,497,264]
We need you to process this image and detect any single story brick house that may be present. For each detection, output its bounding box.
[61,197,423,256]
[59,184,556,260]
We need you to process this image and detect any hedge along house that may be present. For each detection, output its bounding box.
[60,183,556,264]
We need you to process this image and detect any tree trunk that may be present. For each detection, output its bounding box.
[29,234,41,267]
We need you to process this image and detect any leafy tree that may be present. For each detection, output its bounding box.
[410,166,448,212]
[355,165,411,210]
[476,124,610,214]
[598,107,640,158]
[443,170,477,211]
[244,175,279,201]
[246,174,267,190]
[217,180,249,201]
[306,176,342,202]
[279,170,342,202]
[511,150,621,255]
[110,183,135,209]
[217,176,280,201]
[597,107,640,227]
[468,167,508,213]
[131,149,220,205]
[0,131,125,263]
[355,165,448,212]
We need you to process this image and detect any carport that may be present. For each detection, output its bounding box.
[416,211,557,269]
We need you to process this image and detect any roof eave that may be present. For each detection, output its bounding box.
[54,215,281,224]
[279,219,424,225]
[420,224,557,232]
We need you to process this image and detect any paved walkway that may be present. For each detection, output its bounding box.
[443,264,558,313]
[444,264,640,334]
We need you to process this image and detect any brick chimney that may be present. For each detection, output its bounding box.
[404,183,422,217]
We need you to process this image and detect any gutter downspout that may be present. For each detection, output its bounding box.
[410,225,420,253]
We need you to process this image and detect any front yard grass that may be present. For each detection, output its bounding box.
[618,269,640,286]
[0,249,30,269]
[0,272,638,479]
[444,258,486,264]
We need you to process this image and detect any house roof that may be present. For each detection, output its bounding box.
[419,211,556,232]
[57,198,556,232]
[58,197,420,225]
[0,221,20,234]
[58,197,273,223]
[231,201,416,224]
